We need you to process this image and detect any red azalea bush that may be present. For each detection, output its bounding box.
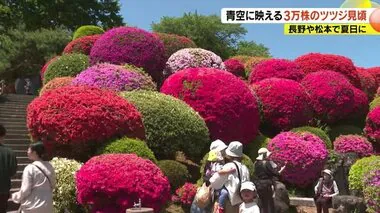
[40,56,59,80]
[268,131,328,187]
[249,59,304,83]
[334,135,373,157]
[171,183,198,206]
[27,86,145,161]
[365,107,380,144]
[252,78,313,131]
[356,67,377,100]
[295,53,361,88]
[153,33,197,61]
[367,67,380,85]
[76,154,170,213]
[63,35,101,55]
[223,59,245,77]
[90,27,165,83]
[161,67,260,144]
[39,77,73,96]
[350,88,369,121]
[301,71,355,124]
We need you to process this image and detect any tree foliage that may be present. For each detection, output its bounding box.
[235,41,271,57]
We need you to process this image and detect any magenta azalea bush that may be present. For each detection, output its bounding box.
[363,169,380,213]
[365,107,380,144]
[223,59,245,77]
[334,135,373,157]
[161,67,260,144]
[301,71,355,124]
[252,78,313,131]
[72,63,156,91]
[356,67,378,100]
[249,59,304,83]
[171,183,198,207]
[350,88,369,121]
[164,48,225,78]
[268,131,328,187]
[76,154,170,213]
[90,27,165,83]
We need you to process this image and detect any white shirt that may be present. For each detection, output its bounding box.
[239,202,260,213]
[314,179,339,197]
[12,161,56,213]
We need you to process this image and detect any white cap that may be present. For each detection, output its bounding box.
[210,139,228,152]
[240,181,256,192]
[256,147,272,160]
[322,169,333,177]
[226,141,243,158]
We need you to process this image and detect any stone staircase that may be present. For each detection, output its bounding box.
[0,94,35,212]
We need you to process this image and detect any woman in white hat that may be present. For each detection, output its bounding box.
[314,169,339,213]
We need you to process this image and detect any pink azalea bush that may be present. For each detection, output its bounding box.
[350,88,369,121]
[365,107,380,144]
[164,48,225,78]
[161,67,260,144]
[90,27,165,83]
[356,67,377,100]
[268,131,328,187]
[301,71,355,124]
[334,135,373,157]
[171,183,198,206]
[248,59,304,83]
[252,78,313,131]
[363,169,380,213]
[76,154,170,213]
[72,63,156,91]
[223,59,245,77]
[367,67,380,85]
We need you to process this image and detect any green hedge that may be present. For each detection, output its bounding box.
[244,133,271,160]
[73,25,104,40]
[326,125,363,142]
[158,160,189,192]
[369,97,380,111]
[291,126,332,149]
[348,155,380,191]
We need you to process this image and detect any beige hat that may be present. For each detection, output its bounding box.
[256,147,271,160]
[322,169,333,177]
[210,139,228,152]
[240,181,256,192]
[226,141,243,158]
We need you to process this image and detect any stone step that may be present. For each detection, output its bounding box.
[0,126,28,131]
[0,104,29,108]
[4,138,30,143]
[0,117,26,122]
[17,163,28,171]
[7,144,29,150]
[0,122,27,127]
[16,157,31,164]
[5,134,29,139]
[0,114,27,118]
[11,179,21,188]
[0,106,28,111]
[14,150,27,157]
[290,197,315,207]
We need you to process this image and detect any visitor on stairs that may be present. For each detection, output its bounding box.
[239,181,260,213]
[11,142,56,213]
[314,169,339,213]
[0,124,18,213]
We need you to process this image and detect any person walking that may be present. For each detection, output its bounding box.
[12,142,56,213]
[0,124,17,213]
[314,169,339,213]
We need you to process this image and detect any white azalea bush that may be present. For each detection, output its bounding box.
[51,157,83,213]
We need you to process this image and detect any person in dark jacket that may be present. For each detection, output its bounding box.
[0,124,18,212]
[254,148,286,213]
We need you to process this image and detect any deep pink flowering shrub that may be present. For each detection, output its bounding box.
[171,183,197,206]
[334,135,373,157]
[27,86,145,161]
[350,88,369,120]
[252,78,313,131]
[367,67,380,85]
[63,35,101,55]
[76,154,170,213]
[40,56,59,80]
[161,67,260,144]
[365,107,380,144]
[295,53,361,88]
[164,48,225,78]
[356,67,377,100]
[72,63,156,91]
[363,169,380,213]
[268,131,328,187]
[301,71,355,124]
[223,59,245,77]
[90,27,165,83]
[248,59,304,83]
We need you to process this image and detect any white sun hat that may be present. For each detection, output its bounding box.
[240,181,256,192]
[256,147,272,160]
[210,139,228,152]
[322,169,333,177]
[225,141,243,158]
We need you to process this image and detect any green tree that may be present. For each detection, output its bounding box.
[0,26,71,80]
[152,12,247,59]
[0,0,123,31]
[235,41,271,58]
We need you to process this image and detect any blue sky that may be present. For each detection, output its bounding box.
[121,0,380,68]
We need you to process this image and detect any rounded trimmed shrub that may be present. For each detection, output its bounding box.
[291,126,332,150]
[158,160,190,192]
[172,183,198,207]
[40,56,59,80]
[244,57,270,77]
[346,88,369,124]
[244,133,271,161]
[43,53,89,85]
[39,77,73,96]
[252,78,313,131]
[370,97,380,111]
[223,59,245,77]
[51,157,83,213]
[27,86,145,161]
[301,71,355,124]
[363,169,380,213]
[153,33,197,61]
[268,131,329,187]
[367,67,380,85]
[348,155,380,191]
[248,59,304,83]
[365,107,380,143]
[90,27,165,83]
[98,137,157,163]
[72,63,156,92]
[121,91,209,159]
[72,25,104,40]
[327,125,363,142]
[356,67,377,100]
[161,67,260,144]
[295,53,361,88]
[334,135,374,157]
[164,48,225,78]
[63,35,101,55]
[76,154,170,213]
